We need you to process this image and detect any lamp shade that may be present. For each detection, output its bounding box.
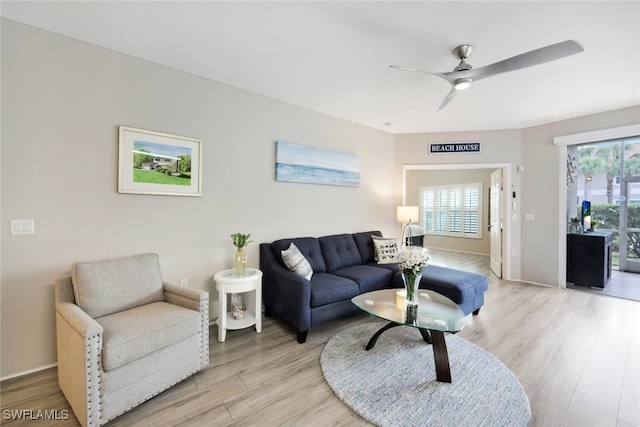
[396,206,419,223]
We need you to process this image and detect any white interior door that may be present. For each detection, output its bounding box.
[490,169,503,278]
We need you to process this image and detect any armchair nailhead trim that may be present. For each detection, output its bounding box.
[84,334,103,426]
[164,290,203,303]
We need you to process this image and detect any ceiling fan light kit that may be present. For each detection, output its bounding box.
[391,40,584,111]
[454,78,472,91]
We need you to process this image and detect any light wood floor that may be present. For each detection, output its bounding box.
[2,249,639,426]
[567,269,640,303]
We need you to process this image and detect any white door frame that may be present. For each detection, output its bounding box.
[402,163,513,281]
[490,168,504,278]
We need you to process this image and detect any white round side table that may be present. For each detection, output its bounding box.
[214,268,263,342]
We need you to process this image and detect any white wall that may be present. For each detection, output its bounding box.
[0,20,396,378]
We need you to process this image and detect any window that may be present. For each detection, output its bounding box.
[420,183,482,238]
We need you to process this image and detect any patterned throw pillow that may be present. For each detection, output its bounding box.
[281,243,313,280]
[372,236,401,264]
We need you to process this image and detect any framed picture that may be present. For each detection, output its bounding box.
[118,126,202,196]
[275,141,360,187]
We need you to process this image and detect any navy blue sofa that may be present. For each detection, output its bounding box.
[259,231,488,343]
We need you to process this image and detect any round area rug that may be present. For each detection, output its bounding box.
[320,322,531,427]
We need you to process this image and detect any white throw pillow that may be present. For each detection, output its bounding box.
[281,243,313,280]
[372,236,401,264]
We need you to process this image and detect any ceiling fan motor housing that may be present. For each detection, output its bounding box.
[452,45,474,72]
[453,44,474,60]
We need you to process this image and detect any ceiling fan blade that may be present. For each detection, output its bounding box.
[468,40,584,81]
[389,65,454,83]
[437,86,458,111]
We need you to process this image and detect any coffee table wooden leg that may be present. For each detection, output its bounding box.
[430,331,452,383]
[419,328,432,344]
[366,322,400,350]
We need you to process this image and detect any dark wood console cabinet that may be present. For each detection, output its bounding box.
[566,231,613,288]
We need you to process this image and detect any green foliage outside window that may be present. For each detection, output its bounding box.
[591,204,640,259]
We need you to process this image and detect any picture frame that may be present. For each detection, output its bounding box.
[275,140,360,187]
[118,126,202,196]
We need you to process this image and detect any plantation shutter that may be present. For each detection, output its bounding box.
[420,183,483,239]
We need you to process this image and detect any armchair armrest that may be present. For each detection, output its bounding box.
[163,283,209,312]
[163,283,209,368]
[56,301,103,338]
[55,302,103,427]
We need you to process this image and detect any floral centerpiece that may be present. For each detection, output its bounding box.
[397,247,430,306]
[231,233,252,275]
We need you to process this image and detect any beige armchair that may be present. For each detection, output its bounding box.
[54,253,209,427]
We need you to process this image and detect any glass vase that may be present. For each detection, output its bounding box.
[568,222,582,234]
[231,293,246,319]
[235,247,247,275]
[401,271,422,307]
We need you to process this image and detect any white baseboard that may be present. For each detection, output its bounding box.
[519,279,559,289]
[1,362,57,382]
[426,246,490,257]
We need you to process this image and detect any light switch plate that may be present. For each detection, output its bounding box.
[10,219,35,236]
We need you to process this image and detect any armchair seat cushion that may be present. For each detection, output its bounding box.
[96,301,201,371]
[310,273,359,307]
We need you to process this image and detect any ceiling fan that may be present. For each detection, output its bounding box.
[390,40,584,111]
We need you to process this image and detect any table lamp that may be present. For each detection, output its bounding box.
[396,206,419,246]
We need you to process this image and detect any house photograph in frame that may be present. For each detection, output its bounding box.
[275,140,360,187]
[118,126,202,196]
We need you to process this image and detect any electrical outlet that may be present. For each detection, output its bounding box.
[179,278,188,287]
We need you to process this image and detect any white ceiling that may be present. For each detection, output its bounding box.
[2,1,639,134]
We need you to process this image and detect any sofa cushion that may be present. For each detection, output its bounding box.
[71,253,165,318]
[310,273,360,307]
[281,243,313,280]
[393,265,488,303]
[271,237,326,273]
[367,261,401,274]
[372,236,401,264]
[319,234,363,272]
[351,231,383,264]
[332,265,394,293]
[96,301,201,371]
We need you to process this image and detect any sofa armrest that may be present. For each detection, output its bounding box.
[55,302,103,427]
[260,243,312,331]
[163,283,209,368]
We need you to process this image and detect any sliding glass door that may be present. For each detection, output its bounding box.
[572,136,640,270]
[619,174,640,272]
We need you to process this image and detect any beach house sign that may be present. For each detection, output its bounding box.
[429,141,481,154]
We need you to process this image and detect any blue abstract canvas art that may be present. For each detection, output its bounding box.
[275,141,360,187]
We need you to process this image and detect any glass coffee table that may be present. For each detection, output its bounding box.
[352,289,466,383]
